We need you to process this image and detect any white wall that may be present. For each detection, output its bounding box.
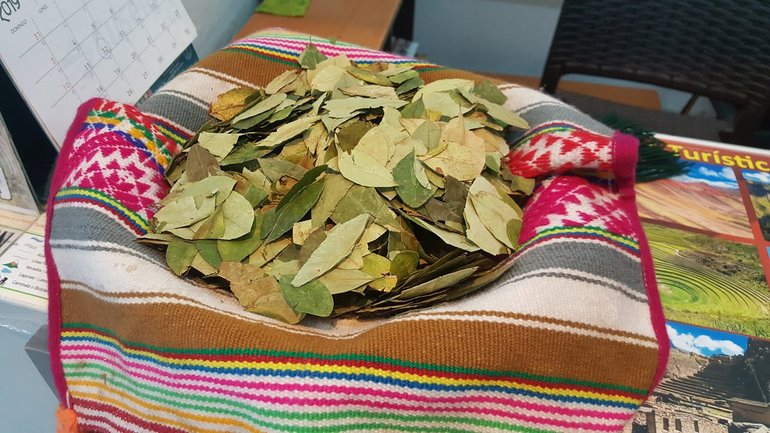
[413,0,563,77]
[181,0,259,58]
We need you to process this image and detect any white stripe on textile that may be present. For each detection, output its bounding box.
[158,70,242,105]
[76,406,155,433]
[155,89,209,110]
[402,313,657,349]
[187,67,259,89]
[424,276,656,340]
[526,236,641,262]
[53,245,654,342]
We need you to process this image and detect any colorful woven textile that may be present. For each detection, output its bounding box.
[46,30,669,433]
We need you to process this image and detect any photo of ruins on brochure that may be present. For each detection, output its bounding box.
[625,322,769,433]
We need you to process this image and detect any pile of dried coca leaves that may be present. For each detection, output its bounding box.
[139,44,534,323]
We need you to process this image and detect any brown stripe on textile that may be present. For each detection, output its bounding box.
[62,289,659,390]
[194,51,293,87]
[420,69,506,85]
[193,49,505,90]
[186,68,259,89]
[418,311,658,343]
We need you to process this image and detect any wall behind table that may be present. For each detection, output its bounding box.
[181,0,259,58]
[412,0,711,115]
[413,0,562,77]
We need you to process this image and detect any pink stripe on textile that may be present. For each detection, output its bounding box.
[62,350,630,421]
[234,38,414,61]
[77,399,188,433]
[611,131,670,396]
[47,98,106,406]
[76,414,135,433]
[235,43,407,62]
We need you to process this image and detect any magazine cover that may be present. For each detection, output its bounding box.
[626,134,770,433]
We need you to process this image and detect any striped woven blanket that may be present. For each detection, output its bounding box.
[46,30,669,433]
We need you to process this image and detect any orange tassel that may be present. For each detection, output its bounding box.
[56,405,80,433]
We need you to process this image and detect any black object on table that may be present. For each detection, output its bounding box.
[0,62,58,202]
[541,0,770,147]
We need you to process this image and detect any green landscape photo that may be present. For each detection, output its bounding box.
[743,169,770,241]
[644,222,770,338]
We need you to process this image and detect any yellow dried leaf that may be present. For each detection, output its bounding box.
[209,87,255,122]
[292,220,314,245]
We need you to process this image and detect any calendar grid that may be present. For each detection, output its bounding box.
[0,0,196,147]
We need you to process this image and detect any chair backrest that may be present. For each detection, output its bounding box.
[540,0,770,143]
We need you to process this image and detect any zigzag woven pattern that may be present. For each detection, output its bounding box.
[506,123,614,178]
[46,30,669,433]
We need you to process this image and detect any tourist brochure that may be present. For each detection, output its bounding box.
[628,133,770,433]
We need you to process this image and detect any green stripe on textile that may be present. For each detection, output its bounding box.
[154,123,188,146]
[55,188,149,231]
[515,126,574,145]
[521,226,639,251]
[222,47,298,66]
[414,66,447,73]
[66,367,559,433]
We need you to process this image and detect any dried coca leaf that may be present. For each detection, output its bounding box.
[145,43,533,323]
[209,87,255,121]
